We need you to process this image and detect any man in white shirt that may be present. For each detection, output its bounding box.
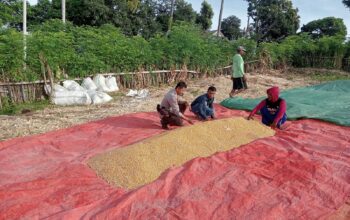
[157,81,193,129]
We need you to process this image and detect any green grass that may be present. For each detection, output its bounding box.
[109,91,125,99]
[0,99,50,115]
[309,72,350,82]
[189,88,201,97]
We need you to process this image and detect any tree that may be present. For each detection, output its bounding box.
[173,0,196,23]
[221,15,241,40]
[124,0,162,38]
[301,17,347,39]
[0,0,22,29]
[28,0,144,33]
[343,0,350,9]
[195,0,214,30]
[155,0,196,32]
[66,0,110,26]
[245,0,300,42]
[28,0,61,27]
[127,0,140,12]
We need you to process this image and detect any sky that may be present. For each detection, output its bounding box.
[28,0,350,36]
[189,0,350,36]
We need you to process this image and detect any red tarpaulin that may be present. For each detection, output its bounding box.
[0,105,349,219]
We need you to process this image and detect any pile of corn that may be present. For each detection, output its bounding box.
[88,117,275,189]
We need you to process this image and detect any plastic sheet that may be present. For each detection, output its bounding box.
[0,105,349,219]
[221,80,350,126]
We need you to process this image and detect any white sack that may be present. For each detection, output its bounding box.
[126,89,138,97]
[93,74,110,92]
[105,76,119,92]
[81,77,98,91]
[63,80,85,91]
[87,90,113,104]
[44,84,67,95]
[51,90,92,106]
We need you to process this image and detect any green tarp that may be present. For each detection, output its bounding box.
[221,80,350,126]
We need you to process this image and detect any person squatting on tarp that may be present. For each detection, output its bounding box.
[157,81,193,129]
[230,46,248,97]
[247,86,287,129]
[191,86,217,121]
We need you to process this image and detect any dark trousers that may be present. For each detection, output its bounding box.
[260,106,287,128]
[191,103,214,120]
[157,102,188,127]
[232,77,248,90]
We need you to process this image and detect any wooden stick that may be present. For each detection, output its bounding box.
[20,84,26,102]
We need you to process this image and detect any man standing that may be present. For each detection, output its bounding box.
[191,86,216,121]
[230,46,248,97]
[157,81,193,129]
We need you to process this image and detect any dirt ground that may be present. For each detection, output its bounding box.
[0,69,318,141]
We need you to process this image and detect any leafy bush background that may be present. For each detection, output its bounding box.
[0,20,349,82]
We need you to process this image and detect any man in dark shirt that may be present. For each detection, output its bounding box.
[191,86,217,121]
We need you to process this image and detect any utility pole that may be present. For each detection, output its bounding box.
[62,0,66,23]
[23,0,27,70]
[23,0,27,35]
[246,15,250,37]
[217,0,224,37]
[167,0,175,35]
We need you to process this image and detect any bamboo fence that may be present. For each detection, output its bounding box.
[0,64,241,109]
[3,57,349,109]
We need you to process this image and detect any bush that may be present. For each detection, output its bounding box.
[0,20,259,82]
[258,33,347,69]
[0,29,23,81]
[5,19,348,83]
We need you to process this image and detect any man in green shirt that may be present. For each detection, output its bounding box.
[230,46,248,97]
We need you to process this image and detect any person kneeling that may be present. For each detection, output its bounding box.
[191,86,217,121]
[247,86,287,129]
[157,81,193,129]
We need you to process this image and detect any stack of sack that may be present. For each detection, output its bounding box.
[46,75,119,106]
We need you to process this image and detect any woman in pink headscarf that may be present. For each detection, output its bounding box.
[247,86,287,129]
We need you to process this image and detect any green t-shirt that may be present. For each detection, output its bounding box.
[232,54,244,78]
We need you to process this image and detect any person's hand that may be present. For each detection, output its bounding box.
[243,75,247,82]
[212,114,217,120]
[184,116,194,124]
[189,105,192,112]
[271,122,278,129]
[247,115,253,120]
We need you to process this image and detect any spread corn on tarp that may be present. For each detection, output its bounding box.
[1,105,350,219]
[88,118,275,189]
[221,80,350,126]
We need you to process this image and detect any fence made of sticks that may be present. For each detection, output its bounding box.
[293,56,350,71]
[0,61,260,109]
[342,58,350,72]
